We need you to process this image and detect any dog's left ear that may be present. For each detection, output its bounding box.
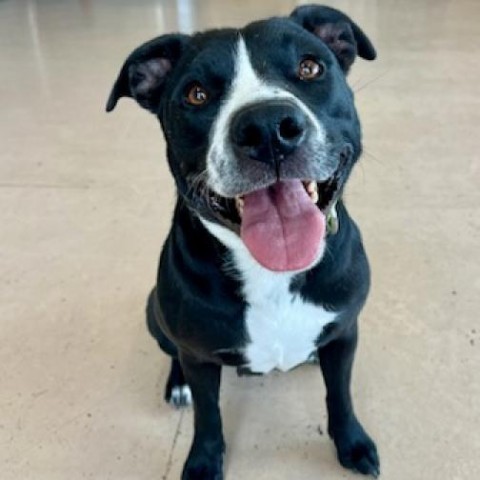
[290,5,376,73]
[106,33,190,113]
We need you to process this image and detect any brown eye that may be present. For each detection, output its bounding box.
[185,84,208,106]
[298,58,325,81]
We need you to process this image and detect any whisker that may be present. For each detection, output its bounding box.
[362,148,385,166]
[186,169,222,213]
[186,169,208,198]
[353,69,391,94]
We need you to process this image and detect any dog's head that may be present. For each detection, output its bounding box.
[107,5,376,272]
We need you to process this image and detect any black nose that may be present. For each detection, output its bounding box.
[230,102,308,165]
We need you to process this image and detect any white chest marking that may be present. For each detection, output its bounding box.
[201,219,337,374]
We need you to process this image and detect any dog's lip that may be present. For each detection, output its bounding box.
[218,147,351,205]
[199,147,351,228]
[205,173,343,229]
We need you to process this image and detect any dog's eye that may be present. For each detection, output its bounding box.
[298,58,325,81]
[185,84,208,106]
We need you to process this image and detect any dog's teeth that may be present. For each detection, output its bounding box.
[303,180,317,193]
[304,181,318,204]
[235,196,244,216]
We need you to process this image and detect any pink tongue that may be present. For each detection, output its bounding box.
[240,180,326,272]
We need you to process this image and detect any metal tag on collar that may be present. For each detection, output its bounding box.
[326,202,339,235]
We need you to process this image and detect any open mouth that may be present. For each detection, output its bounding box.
[233,178,337,218]
[208,170,342,226]
[201,165,343,272]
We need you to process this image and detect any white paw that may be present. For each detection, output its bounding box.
[169,385,192,408]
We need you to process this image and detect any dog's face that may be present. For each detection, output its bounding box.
[107,5,376,272]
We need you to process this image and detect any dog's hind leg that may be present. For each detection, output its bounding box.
[164,358,192,408]
[146,288,192,408]
[146,288,177,356]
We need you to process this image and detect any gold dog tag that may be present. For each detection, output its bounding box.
[326,202,339,235]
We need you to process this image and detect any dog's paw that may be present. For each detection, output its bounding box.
[331,420,380,477]
[181,452,223,480]
[165,384,192,409]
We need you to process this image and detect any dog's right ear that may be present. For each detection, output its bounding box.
[106,34,190,113]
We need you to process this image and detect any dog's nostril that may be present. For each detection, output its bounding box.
[279,117,303,141]
[238,124,263,148]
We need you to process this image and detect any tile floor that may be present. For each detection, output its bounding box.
[1,0,479,479]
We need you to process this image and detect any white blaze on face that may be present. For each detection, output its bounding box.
[206,36,327,196]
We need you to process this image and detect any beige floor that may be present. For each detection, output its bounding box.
[1,0,479,479]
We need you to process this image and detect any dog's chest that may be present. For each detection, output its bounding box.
[241,269,336,374]
[201,219,337,374]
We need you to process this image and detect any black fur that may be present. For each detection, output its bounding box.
[108,5,379,479]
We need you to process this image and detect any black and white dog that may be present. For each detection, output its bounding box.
[107,5,379,479]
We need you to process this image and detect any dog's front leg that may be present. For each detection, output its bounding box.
[179,352,224,480]
[318,322,380,477]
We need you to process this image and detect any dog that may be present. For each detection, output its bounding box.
[107,4,379,479]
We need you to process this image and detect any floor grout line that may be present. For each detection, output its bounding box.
[162,410,185,480]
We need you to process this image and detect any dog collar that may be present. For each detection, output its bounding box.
[326,201,339,235]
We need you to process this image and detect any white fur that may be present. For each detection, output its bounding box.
[206,37,328,196]
[169,385,192,407]
[201,218,337,374]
